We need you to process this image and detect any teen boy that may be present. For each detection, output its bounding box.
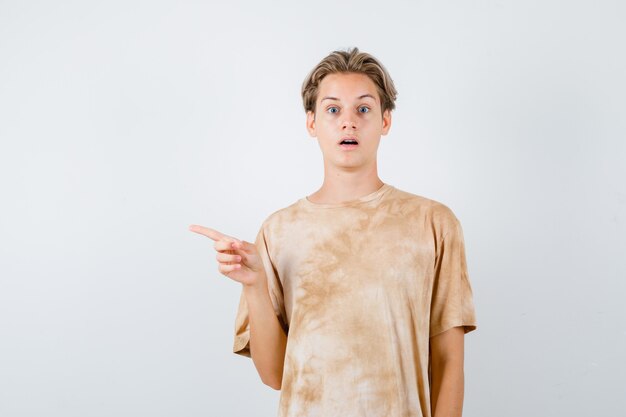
[189,46,478,417]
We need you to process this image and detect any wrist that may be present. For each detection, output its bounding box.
[243,272,268,291]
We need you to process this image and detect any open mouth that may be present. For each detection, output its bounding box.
[339,138,359,149]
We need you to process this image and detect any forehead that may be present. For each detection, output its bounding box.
[317,72,379,102]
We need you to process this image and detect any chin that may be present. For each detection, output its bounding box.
[334,160,364,169]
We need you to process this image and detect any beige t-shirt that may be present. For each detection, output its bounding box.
[233,183,477,417]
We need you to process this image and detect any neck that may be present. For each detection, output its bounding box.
[308,163,384,205]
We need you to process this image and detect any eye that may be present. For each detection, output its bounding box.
[327,106,339,114]
[358,106,370,113]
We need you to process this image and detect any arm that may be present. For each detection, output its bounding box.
[430,326,466,417]
[243,275,288,390]
[188,225,288,390]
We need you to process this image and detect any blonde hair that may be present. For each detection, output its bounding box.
[301,47,398,117]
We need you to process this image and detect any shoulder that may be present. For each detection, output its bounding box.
[257,199,304,234]
[389,185,461,241]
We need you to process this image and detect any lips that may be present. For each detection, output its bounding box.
[338,136,359,145]
[339,136,359,151]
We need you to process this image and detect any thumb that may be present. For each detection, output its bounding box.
[233,239,254,253]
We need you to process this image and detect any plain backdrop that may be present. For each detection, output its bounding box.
[1,1,625,416]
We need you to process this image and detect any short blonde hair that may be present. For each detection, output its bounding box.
[301,47,398,117]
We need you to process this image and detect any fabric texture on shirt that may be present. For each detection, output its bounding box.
[232,183,477,417]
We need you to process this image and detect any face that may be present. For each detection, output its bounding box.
[306,72,391,171]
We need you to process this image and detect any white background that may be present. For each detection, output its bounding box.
[1,1,624,416]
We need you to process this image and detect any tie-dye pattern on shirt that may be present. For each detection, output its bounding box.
[233,183,477,417]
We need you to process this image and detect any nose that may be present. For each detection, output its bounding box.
[341,116,357,130]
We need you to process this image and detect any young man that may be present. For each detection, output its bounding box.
[189,47,477,417]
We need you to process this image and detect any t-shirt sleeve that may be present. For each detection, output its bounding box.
[430,210,478,338]
[232,222,288,358]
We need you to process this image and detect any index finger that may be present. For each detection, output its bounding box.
[188,224,234,242]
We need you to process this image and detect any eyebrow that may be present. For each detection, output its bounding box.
[320,94,377,103]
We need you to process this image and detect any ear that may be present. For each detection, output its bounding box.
[381,109,392,136]
[306,110,317,137]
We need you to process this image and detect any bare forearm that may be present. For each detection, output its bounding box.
[243,277,287,390]
[430,358,464,417]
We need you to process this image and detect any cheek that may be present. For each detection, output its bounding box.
[319,122,338,136]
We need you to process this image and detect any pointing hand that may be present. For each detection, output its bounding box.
[188,225,265,287]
